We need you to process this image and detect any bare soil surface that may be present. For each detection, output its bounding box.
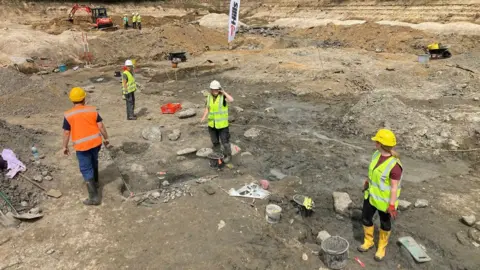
[1,1,480,270]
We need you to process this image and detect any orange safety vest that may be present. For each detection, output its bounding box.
[64,105,102,151]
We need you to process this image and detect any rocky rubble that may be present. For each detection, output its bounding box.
[238,26,283,37]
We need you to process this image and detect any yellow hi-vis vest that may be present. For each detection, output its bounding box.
[207,94,229,129]
[137,15,141,23]
[122,70,136,94]
[132,15,137,23]
[364,151,403,212]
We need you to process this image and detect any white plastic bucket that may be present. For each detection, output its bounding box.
[265,204,282,224]
[418,54,430,64]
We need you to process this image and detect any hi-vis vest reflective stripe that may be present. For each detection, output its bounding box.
[122,70,136,94]
[207,94,229,129]
[137,15,142,23]
[64,106,102,151]
[365,151,403,212]
[132,15,137,22]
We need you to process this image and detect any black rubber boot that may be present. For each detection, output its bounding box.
[83,180,100,206]
[93,167,99,188]
[223,143,232,163]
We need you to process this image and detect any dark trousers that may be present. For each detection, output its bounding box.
[125,92,135,119]
[138,22,142,30]
[76,145,101,181]
[133,22,137,29]
[208,126,231,156]
[362,198,392,231]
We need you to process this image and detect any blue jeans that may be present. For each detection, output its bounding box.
[76,145,101,181]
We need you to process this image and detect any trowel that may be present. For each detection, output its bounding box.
[19,174,62,198]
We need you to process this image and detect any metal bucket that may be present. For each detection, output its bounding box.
[418,54,430,64]
[321,236,349,269]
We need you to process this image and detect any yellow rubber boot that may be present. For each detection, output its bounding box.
[357,226,375,252]
[374,229,391,261]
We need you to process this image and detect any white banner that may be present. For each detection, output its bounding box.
[228,0,241,43]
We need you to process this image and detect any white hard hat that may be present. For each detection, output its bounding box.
[125,60,133,66]
[136,12,139,15]
[209,80,221,90]
[132,12,135,15]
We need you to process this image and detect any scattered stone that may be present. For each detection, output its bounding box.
[468,228,480,243]
[302,253,308,261]
[96,78,104,82]
[217,220,226,230]
[351,209,362,221]
[203,185,216,195]
[41,171,49,177]
[474,97,480,101]
[316,230,331,244]
[386,67,395,71]
[162,91,174,96]
[462,215,476,226]
[151,191,161,199]
[414,199,429,208]
[265,107,275,114]
[333,192,353,215]
[37,70,50,75]
[375,48,383,53]
[177,148,197,156]
[456,231,471,246]
[46,249,55,255]
[473,242,480,248]
[240,152,252,157]
[146,115,153,120]
[162,181,170,187]
[0,237,11,246]
[196,148,213,157]
[178,109,196,119]
[475,221,480,230]
[33,175,43,182]
[141,127,162,141]
[44,176,53,181]
[29,207,41,214]
[176,156,186,161]
[234,106,244,113]
[168,129,181,141]
[270,169,286,180]
[20,201,28,207]
[230,143,241,156]
[398,200,412,211]
[244,128,261,138]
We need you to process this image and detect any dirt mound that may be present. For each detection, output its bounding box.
[340,92,471,151]
[286,22,480,54]
[0,68,71,116]
[88,23,227,65]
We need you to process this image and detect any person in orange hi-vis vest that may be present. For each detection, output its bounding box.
[62,87,110,205]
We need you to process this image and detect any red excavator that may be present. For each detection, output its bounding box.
[68,4,117,30]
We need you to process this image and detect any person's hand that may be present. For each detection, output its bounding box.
[387,204,398,219]
[200,117,205,123]
[363,179,369,191]
[103,139,110,148]
[63,147,70,156]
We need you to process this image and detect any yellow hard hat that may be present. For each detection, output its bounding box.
[371,129,396,147]
[69,87,86,102]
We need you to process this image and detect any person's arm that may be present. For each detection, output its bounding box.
[201,107,209,122]
[389,180,399,205]
[63,130,70,155]
[221,90,234,102]
[122,74,128,90]
[96,114,110,147]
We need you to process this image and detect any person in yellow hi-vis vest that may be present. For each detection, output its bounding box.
[136,12,142,30]
[358,129,403,262]
[132,12,137,29]
[122,59,137,120]
[200,80,234,162]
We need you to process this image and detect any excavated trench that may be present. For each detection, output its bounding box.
[107,67,478,269]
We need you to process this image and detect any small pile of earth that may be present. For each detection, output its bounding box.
[0,68,71,116]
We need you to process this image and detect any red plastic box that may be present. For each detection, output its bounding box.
[161,103,182,114]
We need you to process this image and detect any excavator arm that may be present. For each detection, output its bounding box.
[68,4,92,20]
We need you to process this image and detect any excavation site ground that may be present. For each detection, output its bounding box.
[0,1,480,269]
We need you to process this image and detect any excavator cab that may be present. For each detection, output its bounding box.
[91,7,113,29]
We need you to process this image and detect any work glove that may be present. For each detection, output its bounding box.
[387,204,398,220]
